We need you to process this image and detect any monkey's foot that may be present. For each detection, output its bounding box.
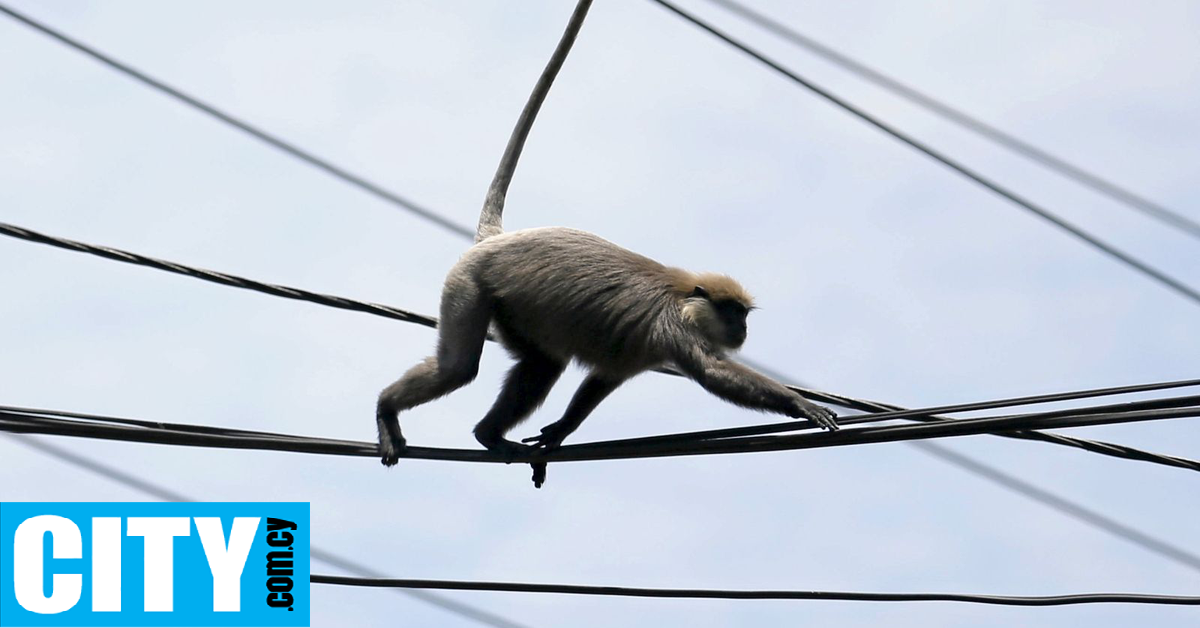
[804,403,840,431]
[376,409,407,467]
[378,432,407,467]
[477,435,534,463]
[530,462,547,489]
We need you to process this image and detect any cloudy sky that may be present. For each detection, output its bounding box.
[1,1,1197,626]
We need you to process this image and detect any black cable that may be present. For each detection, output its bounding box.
[311,574,1200,606]
[594,374,1200,445]
[746,358,1200,471]
[647,0,1200,308]
[0,222,439,330]
[0,3,475,240]
[701,0,1200,241]
[3,435,534,628]
[2,400,1197,465]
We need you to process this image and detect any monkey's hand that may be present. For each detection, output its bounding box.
[786,396,840,431]
[376,406,407,467]
[521,422,573,452]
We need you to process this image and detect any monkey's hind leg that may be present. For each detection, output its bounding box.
[376,277,492,467]
[473,351,565,461]
[523,373,624,452]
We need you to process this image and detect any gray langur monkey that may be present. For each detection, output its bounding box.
[375,0,838,468]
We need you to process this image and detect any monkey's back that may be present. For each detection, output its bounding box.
[462,227,692,375]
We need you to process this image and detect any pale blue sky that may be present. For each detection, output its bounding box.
[1,1,1198,626]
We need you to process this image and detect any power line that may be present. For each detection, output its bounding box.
[0,3,475,240]
[0,222,438,330]
[647,0,1200,308]
[3,434,534,628]
[12,435,1195,611]
[1,220,1194,471]
[701,0,1200,241]
[4,3,1198,591]
[2,399,1197,465]
[311,574,1200,606]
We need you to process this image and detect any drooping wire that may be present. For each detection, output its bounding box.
[0,222,438,330]
[646,0,1200,308]
[1,219,1195,471]
[3,435,533,628]
[310,574,1200,606]
[2,399,1197,465]
[701,0,1200,241]
[0,3,475,240]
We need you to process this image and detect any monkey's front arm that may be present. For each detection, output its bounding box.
[676,352,839,430]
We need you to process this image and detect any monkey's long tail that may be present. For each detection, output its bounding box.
[475,0,593,244]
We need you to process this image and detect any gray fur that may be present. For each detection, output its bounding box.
[376,227,838,466]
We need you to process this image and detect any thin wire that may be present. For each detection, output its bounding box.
[3,219,1194,471]
[311,574,1200,606]
[701,0,1200,241]
[908,441,1200,573]
[741,358,1200,471]
[0,3,475,240]
[3,434,534,628]
[647,0,1200,308]
[2,401,1197,465]
[0,222,439,330]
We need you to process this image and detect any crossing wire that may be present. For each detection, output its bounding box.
[701,0,1200,241]
[2,400,1198,465]
[0,3,475,240]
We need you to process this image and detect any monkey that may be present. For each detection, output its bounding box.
[374,0,838,470]
[375,227,839,464]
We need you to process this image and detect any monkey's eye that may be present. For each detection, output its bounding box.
[716,301,749,320]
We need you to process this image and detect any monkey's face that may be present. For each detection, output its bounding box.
[714,299,750,349]
[684,295,751,350]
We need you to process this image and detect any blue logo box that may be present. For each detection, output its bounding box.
[0,502,309,627]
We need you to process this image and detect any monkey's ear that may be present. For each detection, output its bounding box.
[689,286,710,300]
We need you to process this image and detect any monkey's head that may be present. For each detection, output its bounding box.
[681,274,756,350]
